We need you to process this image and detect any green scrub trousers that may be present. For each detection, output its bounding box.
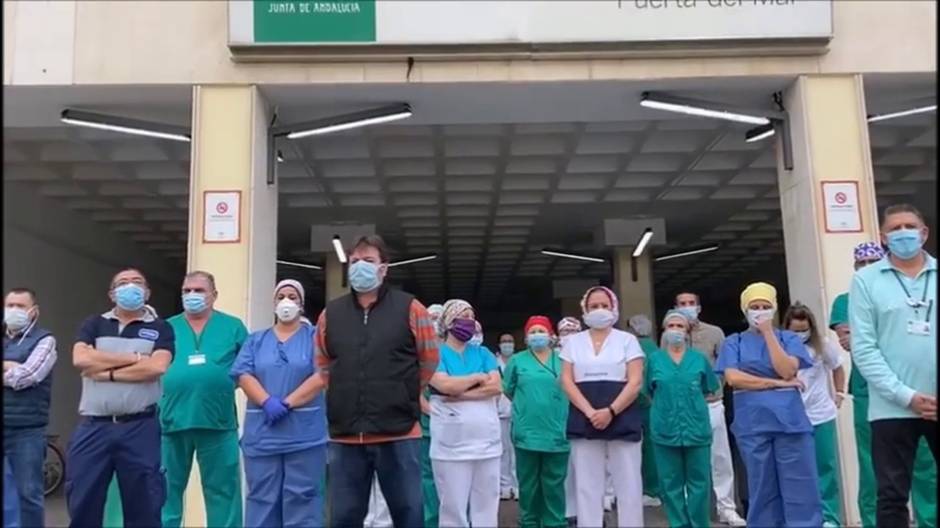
[420,434,439,528]
[813,419,844,526]
[653,444,712,528]
[161,429,242,528]
[515,449,568,528]
[103,475,123,527]
[854,393,937,528]
[641,406,661,499]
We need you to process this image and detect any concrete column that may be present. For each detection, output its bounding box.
[777,74,880,527]
[612,247,655,332]
[325,253,346,302]
[184,85,276,526]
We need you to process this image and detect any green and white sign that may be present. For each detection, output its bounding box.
[230,0,831,48]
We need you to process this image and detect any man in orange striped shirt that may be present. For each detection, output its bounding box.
[315,235,439,527]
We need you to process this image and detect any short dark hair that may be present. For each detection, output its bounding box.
[674,291,700,304]
[110,267,148,288]
[882,203,925,227]
[184,270,217,291]
[349,235,390,263]
[6,288,37,304]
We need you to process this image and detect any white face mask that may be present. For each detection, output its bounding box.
[4,307,32,332]
[275,299,301,323]
[583,309,617,329]
[747,309,775,328]
[794,330,811,343]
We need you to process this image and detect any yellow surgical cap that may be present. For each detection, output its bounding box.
[740,282,777,313]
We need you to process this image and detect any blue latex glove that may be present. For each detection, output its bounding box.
[262,396,289,424]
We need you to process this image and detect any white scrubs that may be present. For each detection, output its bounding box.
[430,396,502,528]
[363,475,392,528]
[709,399,739,515]
[496,354,517,496]
[797,340,843,426]
[560,329,645,528]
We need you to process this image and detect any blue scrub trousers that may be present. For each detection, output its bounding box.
[328,439,424,528]
[65,415,166,528]
[3,426,46,528]
[4,456,20,528]
[244,445,326,528]
[736,432,823,528]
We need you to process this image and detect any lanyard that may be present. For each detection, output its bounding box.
[891,270,933,322]
[531,350,558,378]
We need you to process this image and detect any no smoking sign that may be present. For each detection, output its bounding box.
[203,191,241,243]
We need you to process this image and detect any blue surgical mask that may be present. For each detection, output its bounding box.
[4,307,32,332]
[663,329,686,346]
[499,343,514,356]
[886,229,924,260]
[182,293,207,314]
[527,334,551,349]
[677,306,700,322]
[469,335,483,346]
[794,330,811,343]
[348,261,381,293]
[114,284,146,311]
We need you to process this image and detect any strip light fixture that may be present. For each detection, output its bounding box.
[276,259,322,271]
[540,249,606,264]
[867,104,937,123]
[640,92,771,126]
[281,103,413,140]
[60,109,191,142]
[745,123,776,143]
[632,228,654,258]
[654,245,720,262]
[388,254,438,268]
[332,235,347,264]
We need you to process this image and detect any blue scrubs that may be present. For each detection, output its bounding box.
[715,329,823,528]
[4,456,20,528]
[231,324,327,528]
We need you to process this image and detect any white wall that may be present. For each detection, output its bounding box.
[3,182,183,441]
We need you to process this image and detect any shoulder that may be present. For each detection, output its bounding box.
[688,347,710,363]
[213,310,244,326]
[855,259,888,284]
[166,313,185,325]
[701,321,724,336]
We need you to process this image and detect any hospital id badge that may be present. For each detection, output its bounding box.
[188,354,207,366]
[907,320,931,336]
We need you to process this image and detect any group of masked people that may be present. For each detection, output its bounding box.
[3,204,936,528]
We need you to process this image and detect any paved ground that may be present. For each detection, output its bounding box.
[45,490,734,527]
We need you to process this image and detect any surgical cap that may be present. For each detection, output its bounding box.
[437,299,473,338]
[628,314,653,337]
[854,242,886,263]
[580,286,620,316]
[427,303,444,318]
[740,282,777,313]
[525,315,554,336]
[274,279,305,305]
[662,309,690,328]
[557,316,582,334]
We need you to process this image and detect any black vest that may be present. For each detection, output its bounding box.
[3,327,53,428]
[324,286,419,437]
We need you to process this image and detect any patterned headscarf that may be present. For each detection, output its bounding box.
[474,320,483,336]
[437,299,474,338]
[274,279,305,305]
[854,242,886,263]
[557,316,582,335]
[580,286,620,317]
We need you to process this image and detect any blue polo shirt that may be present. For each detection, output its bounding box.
[76,308,175,416]
[850,253,937,421]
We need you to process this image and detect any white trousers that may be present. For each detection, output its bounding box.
[564,456,577,517]
[364,474,392,528]
[432,457,500,528]
[570,439,643,528]
[709,400,738,514]
[499,417,517,491]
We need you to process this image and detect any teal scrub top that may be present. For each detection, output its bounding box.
[645,347,719,447]
[502,348,569,453]
[436,342,498,377]
[830,292,868,398]
[161,311,248,433]
[637,336,659,409]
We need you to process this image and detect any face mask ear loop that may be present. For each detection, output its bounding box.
[17,315,37,346]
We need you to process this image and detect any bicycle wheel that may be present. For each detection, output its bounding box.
[44,442,65,496]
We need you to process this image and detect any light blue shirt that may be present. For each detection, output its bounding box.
[849,253,937,421]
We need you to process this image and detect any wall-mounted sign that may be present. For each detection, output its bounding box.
[229,0,832,50]
[821,181,863,233]
[203,191,242,243]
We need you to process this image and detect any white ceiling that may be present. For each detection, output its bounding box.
[3,75,936,313]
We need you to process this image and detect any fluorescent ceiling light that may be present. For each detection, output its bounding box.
[276,259,322,271]
[332,235,347,264]
[654,245,720,262]
[745,124,776,143]
[640,92,771,126]
[60,109,191,142]
[867,104,937,123]
[632,228,654,258]
[388,254,438,268]
[284,103,413,140]
[540,249,606,263]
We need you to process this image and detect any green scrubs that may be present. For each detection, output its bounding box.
[830,293,937,528]
[637,336,661,499]
[420,389,439,528]
[813,419,843,526]
[160,311,247,528]
[645,347,719,528]
[503,348,569,528]
[103,476,123,527]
